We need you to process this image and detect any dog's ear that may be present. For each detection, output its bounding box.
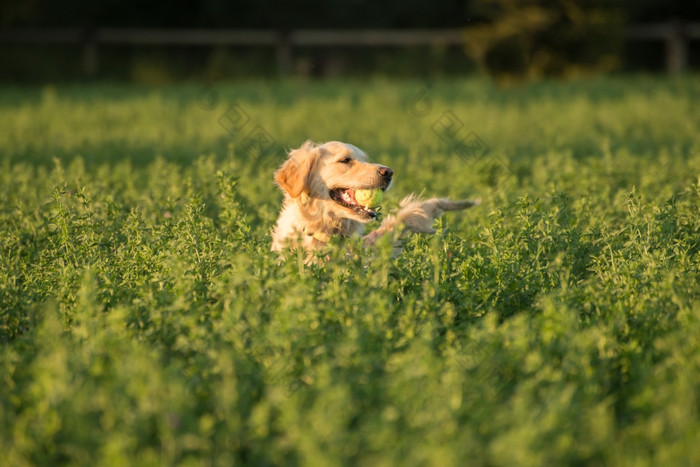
[274,142,318,198]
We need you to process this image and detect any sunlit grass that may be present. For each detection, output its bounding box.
[1,76,699,465]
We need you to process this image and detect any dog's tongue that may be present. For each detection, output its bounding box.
[341,189,357,205]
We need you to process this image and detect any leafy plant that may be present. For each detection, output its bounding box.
[1,76,699,465]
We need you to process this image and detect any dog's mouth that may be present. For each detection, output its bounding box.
[329,188,383,219]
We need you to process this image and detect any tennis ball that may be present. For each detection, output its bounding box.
[355,189,383,207]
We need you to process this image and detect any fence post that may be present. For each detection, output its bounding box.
[82,28,98,77]
[666,20,688,74]
[276,30,293,75]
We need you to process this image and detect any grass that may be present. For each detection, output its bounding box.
[1,75,699,466]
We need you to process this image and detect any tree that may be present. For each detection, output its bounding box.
[464,0,624,79]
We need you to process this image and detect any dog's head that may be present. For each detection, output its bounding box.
[274,140,393,222]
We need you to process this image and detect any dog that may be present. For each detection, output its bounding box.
[271,140,479,255]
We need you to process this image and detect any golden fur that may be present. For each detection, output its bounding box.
[271,140,479,255]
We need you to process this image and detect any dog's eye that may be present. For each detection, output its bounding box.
[339,157,352,164]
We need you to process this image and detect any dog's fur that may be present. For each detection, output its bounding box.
[271,140,479,254]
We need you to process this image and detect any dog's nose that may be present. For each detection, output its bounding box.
[379,166,393,179]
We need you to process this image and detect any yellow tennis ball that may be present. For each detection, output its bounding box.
[355,189,383,207]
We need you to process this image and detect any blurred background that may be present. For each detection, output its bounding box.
[1,0,699,83]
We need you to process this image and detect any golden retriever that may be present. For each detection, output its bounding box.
[271,140,479,255]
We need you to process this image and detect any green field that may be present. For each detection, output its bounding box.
[1,76,699,465]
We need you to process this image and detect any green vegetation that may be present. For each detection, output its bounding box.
[1,76,699,465]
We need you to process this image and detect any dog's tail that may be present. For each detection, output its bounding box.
[435,198,481,212]
[365,195,480,245]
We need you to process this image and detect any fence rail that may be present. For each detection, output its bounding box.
[1,23,698,75]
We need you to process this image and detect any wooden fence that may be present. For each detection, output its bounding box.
[1,23,698,76]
